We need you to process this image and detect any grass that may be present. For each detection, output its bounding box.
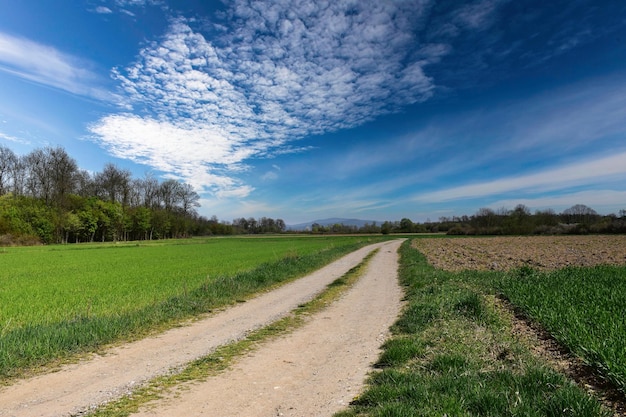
[499,265,626,393]
[338,240,612,417]
[86,249,379,417]
[0,236,385,381]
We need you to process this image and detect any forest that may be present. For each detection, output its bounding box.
[1,145,624,245]
[0,145,287,244]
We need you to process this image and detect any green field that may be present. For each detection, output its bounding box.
[0,236,383,380]
[3,235,624,415]
[500,265,626,394]
[341,239,622,416]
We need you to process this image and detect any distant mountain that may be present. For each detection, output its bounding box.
[287,218,378,231]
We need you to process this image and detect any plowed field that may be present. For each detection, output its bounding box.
[413,235,626,271]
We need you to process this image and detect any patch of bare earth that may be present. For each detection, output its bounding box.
[0,240,404,417]
[413,235,626,272]
[415,235,626,416]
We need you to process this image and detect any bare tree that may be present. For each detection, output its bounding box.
[137,172,161,209]
[129,178,143,208]
[48,147,78,207]
[0,145,17,196]
[24,148,54,204]
[21,146,78,207]
[11,155,26,196]
[159,179,182,211]
[562,204,599,224]
[75,169,95,198]
[177,183,200,214]
[95,163,132,205]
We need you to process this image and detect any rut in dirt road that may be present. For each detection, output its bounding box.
[0,240,403,417]
[132,239,405,417]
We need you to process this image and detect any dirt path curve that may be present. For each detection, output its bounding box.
[134,238,405,417]
[0,239,404,417]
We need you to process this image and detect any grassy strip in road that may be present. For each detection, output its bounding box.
[338,240,610,417]
[86,249,380,417]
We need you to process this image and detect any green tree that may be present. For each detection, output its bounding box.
[381,221,393,235]
[151,209,172,239]
[131,206,152,240]
[505,204,533,234]
[399,218,414,233]
[77,208,98,242]
[472,207,498,231]
[62,211,82,243]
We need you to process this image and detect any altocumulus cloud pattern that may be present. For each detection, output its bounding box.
[89,0,447,197]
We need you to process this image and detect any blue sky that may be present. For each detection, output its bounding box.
[1,0,625,224]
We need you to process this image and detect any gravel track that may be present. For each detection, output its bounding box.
[0,239,404,417]
[133,239,405,417]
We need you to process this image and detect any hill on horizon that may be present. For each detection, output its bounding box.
[287,218,379,231]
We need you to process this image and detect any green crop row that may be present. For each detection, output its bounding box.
[0,236,383,380]
[339,240,613,416]
[499,265,626,394]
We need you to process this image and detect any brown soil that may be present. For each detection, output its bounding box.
[413,235,626,271]
[0,240,405,417]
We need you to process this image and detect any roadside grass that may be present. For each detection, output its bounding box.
[338,240,611,417]
[86,249,379,417]
[499,265,626,394]
[0,236,384,381]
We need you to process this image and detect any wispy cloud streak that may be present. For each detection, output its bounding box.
[414,152,626,203]
[0,131,30,145]
[0,32,115,102]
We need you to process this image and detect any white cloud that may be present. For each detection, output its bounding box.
[115,0,161,6]
[95,6,113,14]
[199,196,284,221]
[413,151,626,203]
[89,114,257,196]
[454,0,505,30]
[92,1,445,196]
[0,131,30,145]
[0,32,116,102]
[261,171,278,181]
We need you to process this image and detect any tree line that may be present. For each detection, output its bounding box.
[434,204,626,235]
[304,204,625,235]
[0,145,287,245]
[1,145,624,245]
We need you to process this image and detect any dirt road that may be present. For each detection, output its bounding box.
[0,239,404,417]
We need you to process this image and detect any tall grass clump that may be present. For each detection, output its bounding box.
[0,236,383,380]
[338,240,610,417]
[500,265,626,394]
